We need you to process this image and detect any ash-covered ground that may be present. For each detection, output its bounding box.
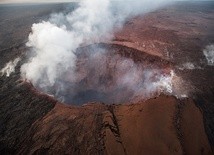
[0,1,214,155]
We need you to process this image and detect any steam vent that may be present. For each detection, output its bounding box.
[0,1,214,155]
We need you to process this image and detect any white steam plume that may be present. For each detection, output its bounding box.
[203,44,214,66]
[20,0,185,104]
[1,58,21,77]
[21,0,176,86]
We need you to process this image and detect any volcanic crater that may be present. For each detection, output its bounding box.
[0,2,214,155]
[35,43,172,105]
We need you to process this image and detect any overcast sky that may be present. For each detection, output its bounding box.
[0,0,209,4]
[0,0,79,4]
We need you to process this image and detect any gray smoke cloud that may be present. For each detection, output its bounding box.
[21,0,182,104]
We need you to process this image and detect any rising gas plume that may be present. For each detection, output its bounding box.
[1,58,20,77]
[203,44,214,66]
[21,0,184,104]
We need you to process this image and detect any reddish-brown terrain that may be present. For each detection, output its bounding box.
[0,2,214,155]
